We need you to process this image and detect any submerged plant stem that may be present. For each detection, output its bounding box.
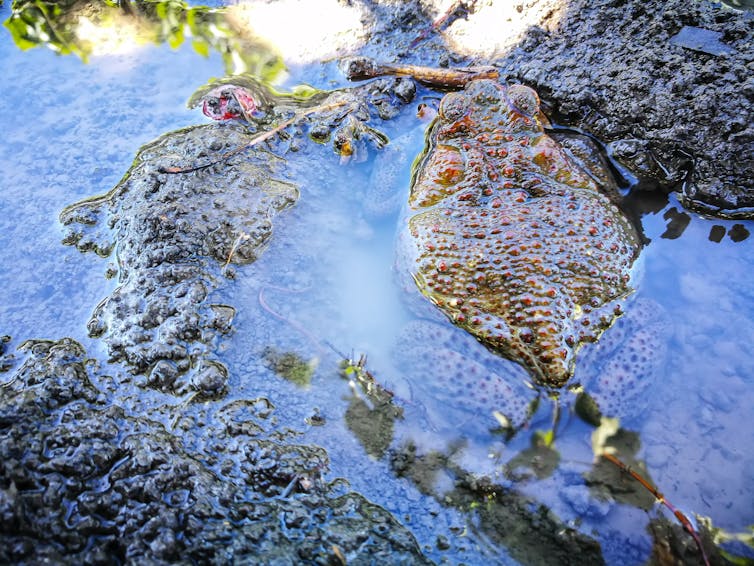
[258,286,323,354]
[601,452,711,566]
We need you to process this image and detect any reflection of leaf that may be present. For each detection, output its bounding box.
[168,24,183,49]
[505,430,560,481]
[339,354,403,459]
[4,16,37,50]
[5,1,86,59]
[344,395,397,459]
[574,391,602,427]
[585,426,656,510]
[715,521,754,565]
[4,0,285,79]
[191,37,209,57]
[649,515,726,566]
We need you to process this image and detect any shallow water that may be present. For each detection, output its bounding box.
[1,1,753,564]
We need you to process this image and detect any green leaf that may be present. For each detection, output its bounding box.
[168,26,184,49]
[3,18,37,50]
[191,38,209,57]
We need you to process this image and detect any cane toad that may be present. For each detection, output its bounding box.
[402,80,641,387]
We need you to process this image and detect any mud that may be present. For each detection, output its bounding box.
[22,77,438,563]
[0,338,431,564]
[1,0,753,564]
[58,73,413,394]
[60,123,299,394]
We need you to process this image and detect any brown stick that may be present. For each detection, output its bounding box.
[342,57,498,89]
[601,452,711,566]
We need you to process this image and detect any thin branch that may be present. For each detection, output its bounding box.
[601,452,711,566]
[160,100,347,174]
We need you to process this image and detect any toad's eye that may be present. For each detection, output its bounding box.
[438,92,471,122]
[506,84,540,118]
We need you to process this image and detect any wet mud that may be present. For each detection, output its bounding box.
[60,123,299,394]
[0,338,430,564]
[0,69,439,563]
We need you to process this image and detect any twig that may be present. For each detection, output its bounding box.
[343,57,498,89]
[224,231,250,268]
[601,452,711,566]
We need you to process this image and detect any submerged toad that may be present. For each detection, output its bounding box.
[402,80,640,387]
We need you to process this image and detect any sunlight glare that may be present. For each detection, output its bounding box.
[76,15,145,57]
[225,0,368,64]
[442,0,565,57]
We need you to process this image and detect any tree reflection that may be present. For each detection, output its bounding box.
[4,0,284,78]
[337,355,603,563]
[339,355,750,565]
[390,440,606,565]
[339,354,403,459]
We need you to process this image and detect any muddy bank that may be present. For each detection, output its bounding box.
[60,123,298,394]
[58,74,413,395]
[0,75,441,563]
[0,338,431,564]
[359,0,754,217]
